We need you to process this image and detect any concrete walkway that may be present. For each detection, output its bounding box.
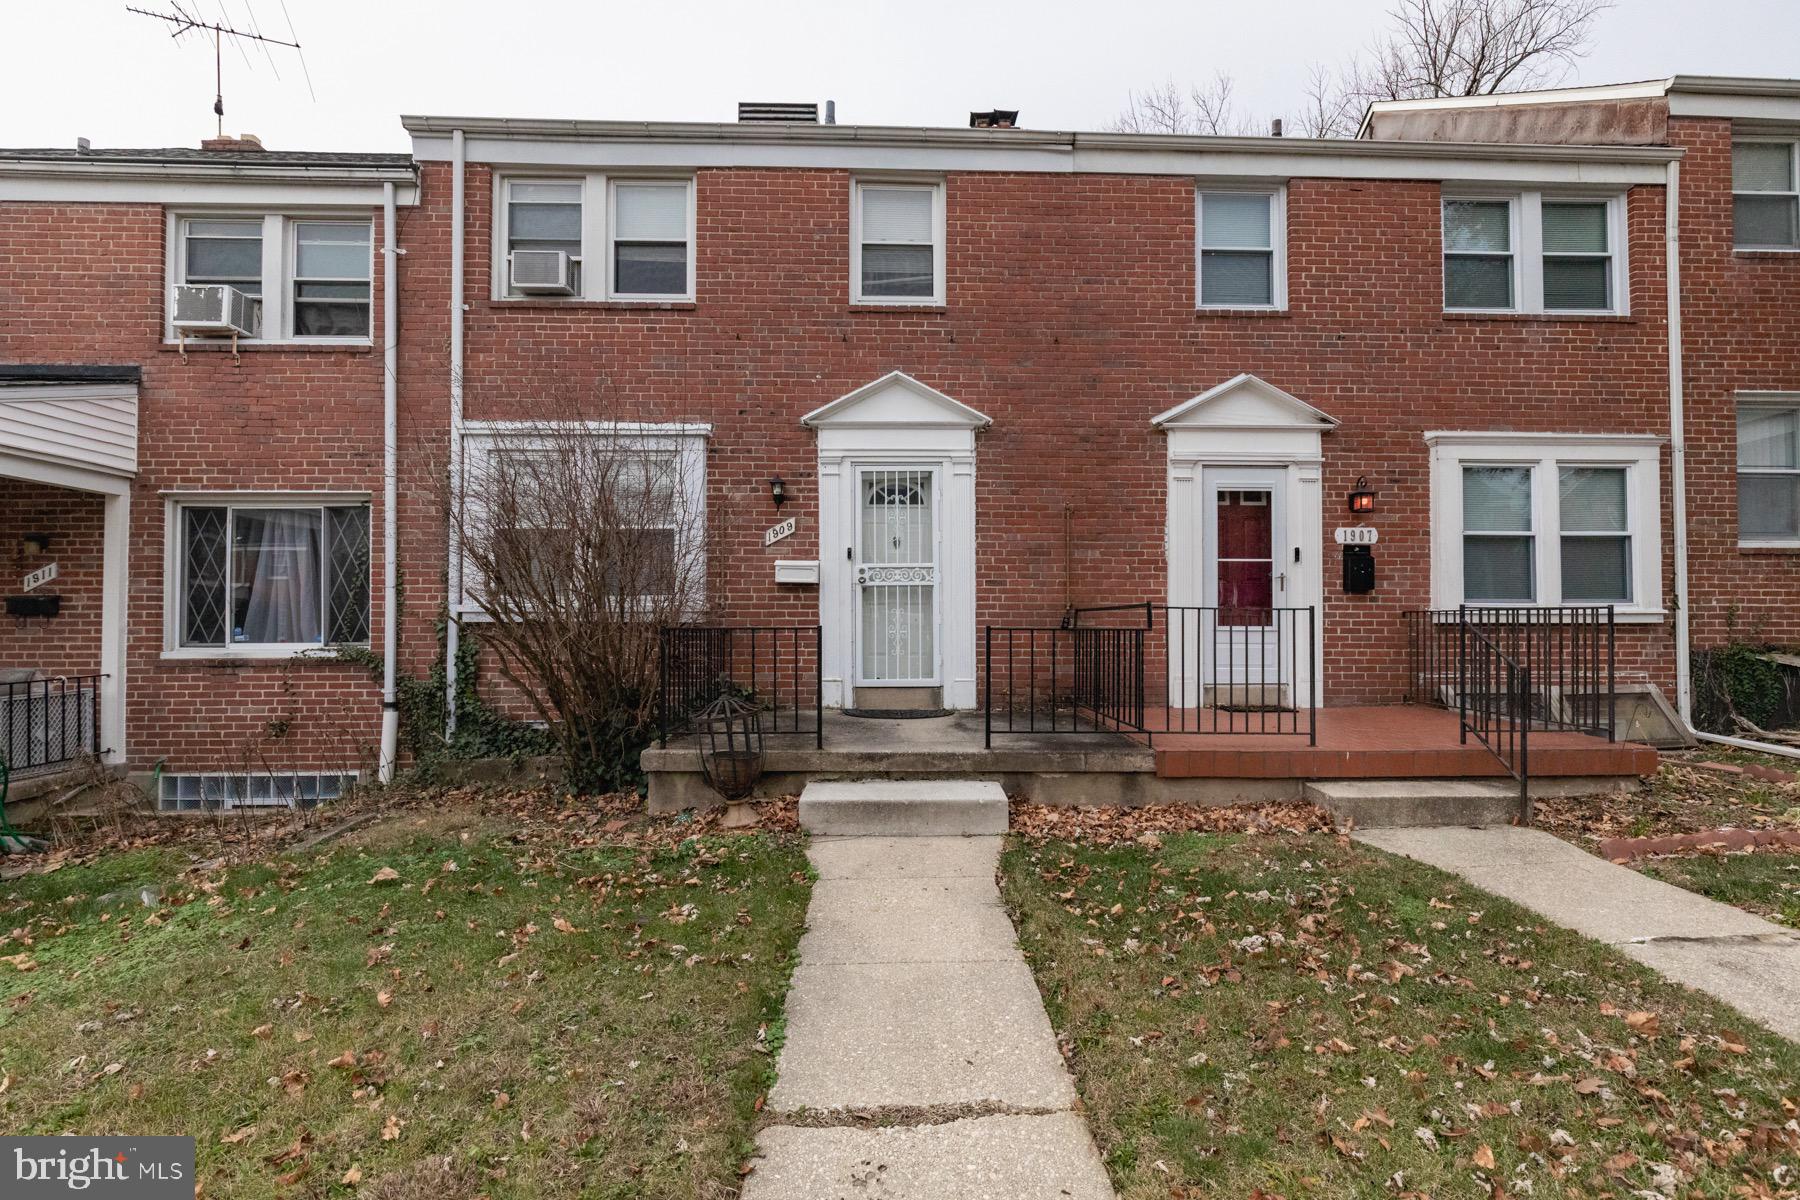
[742,835,1116,1199]
[1358,826,1800,1041]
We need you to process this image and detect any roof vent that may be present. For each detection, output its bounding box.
[738,102,819,124]
[76,137,91,153]
[970,109,1020,129]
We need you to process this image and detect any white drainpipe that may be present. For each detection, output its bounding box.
[378,181,400,783]
[1664,157,1800,762]
[445,129,466,736]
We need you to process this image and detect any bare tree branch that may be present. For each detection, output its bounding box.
[1111,72,1258,136]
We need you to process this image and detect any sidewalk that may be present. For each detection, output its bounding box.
[1357,825,1800,1041]
[742,835,1115,1199]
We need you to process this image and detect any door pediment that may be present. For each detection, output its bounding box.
[1152,374,1336,432]
[803,371,991,432]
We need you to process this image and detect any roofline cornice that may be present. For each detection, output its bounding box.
[0,157,417,186]
[402,114,1682,168]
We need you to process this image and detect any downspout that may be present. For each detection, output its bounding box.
[1664,156,1800,762]
[378,181,400,783]
[1666,158,1693,724]
[444,128,465,736]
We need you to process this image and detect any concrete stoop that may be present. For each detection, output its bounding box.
[798,779,1009,836]
[1306,775,1642,828]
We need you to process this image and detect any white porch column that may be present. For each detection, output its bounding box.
[99,487,130,765]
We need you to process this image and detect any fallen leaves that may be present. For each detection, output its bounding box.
[380,1113,404,1141]
[367,867,400,886]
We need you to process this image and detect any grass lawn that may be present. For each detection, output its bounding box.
[1639,852,1800,929]
[0,792,811,1199]
[1537,753,1800,929]
[1002,825,1800,1200]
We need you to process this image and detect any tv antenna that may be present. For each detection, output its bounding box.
[126,3,313,138]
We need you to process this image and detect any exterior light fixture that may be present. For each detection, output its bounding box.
[21,533,51,556]
[1348,477,1377,514]
[769,476,788,508]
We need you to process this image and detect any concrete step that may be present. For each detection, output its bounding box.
[1305,779,1523,829]
[798,780,1008,836]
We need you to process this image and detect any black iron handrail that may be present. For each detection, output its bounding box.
[1456,618,1532,821]
[657,626,823,748]
[1404,605,1615,740]
[1,674,104,775]
[986,603,1318,746]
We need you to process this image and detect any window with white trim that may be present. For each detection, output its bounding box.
[172,214,373,341]
[851,180,944,305]
[498,175,695,300]
[457,424,708,617]
[1197,187,1284,309]
[1733,140,1799,250]
[171,500,370,651]
[608,180,693,299]
[1442,192,1626,314]
[1429,434,1662,616]
[1738,398,1800,544]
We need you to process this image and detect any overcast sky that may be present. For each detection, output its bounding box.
[4,0,1798,152]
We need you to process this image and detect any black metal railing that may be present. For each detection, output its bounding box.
[2,675,104,776]
[984,603,1317,746]
[1160,606,1317,741]
[657,626,823,747]
[1404,606,1615,740]
[1456,620,1532,820]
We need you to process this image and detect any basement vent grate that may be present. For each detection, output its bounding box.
[158,771,358,812]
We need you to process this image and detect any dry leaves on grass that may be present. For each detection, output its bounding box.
[1010,800,1335,846]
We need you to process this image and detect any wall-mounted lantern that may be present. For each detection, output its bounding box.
[1347,477,1377,515]
[21,533,51,556]
[768,476,788,508]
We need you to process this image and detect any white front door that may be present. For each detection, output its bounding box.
[1202,468,1291,704]
[854,466,941,687]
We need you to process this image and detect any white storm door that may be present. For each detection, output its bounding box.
[1202,469,1290,694]
[854,466,941,686]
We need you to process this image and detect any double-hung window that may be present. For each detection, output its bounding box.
[499,176,695,300]
[172,500,370,653]
[504,179,584,294]
[608,180,693,299]
[852,180,944,305]
[1197,188,1284,308]
[172,214,373,341]
[1442,193,1625,314]
[1733,140,1800,250]
[292,221,372,336]
[1429,434,1662,616]
[1738,397,1800,544]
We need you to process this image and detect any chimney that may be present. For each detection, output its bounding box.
[970,109,1020,130]
[201,132,265,152]
[76,137,91,153]
[1270,118,1284,137]
[737,102,819,124]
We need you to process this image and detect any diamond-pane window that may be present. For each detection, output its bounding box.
[176,502,370,650]
[182,506,228,646]
[326,506,372,643]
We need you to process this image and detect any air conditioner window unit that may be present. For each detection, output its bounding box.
[510,249,575,295]
[171,284,261,337]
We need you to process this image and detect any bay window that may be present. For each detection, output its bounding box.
[1429,433,1662,617]
[1738,397,1800,545]
[170,499,370,653]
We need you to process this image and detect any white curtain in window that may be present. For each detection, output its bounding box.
[1739,407,1798,468]
[235,509,323,644]
[1201,193,1271,248]
[1734,143,1794,191]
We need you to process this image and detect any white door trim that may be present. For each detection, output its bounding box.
[805,373,986,710]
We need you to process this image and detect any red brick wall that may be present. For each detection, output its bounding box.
[0,201,390,774]
[1669,117,1800,651]
[0,480,103,678]
[395,161,1679,708]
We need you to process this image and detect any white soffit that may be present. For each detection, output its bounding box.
[1153,373,1338,431]
[802,371,991,430]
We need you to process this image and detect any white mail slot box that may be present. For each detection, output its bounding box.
[775,559,820,585]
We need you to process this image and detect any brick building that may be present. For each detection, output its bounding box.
[2,76,1796,806]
